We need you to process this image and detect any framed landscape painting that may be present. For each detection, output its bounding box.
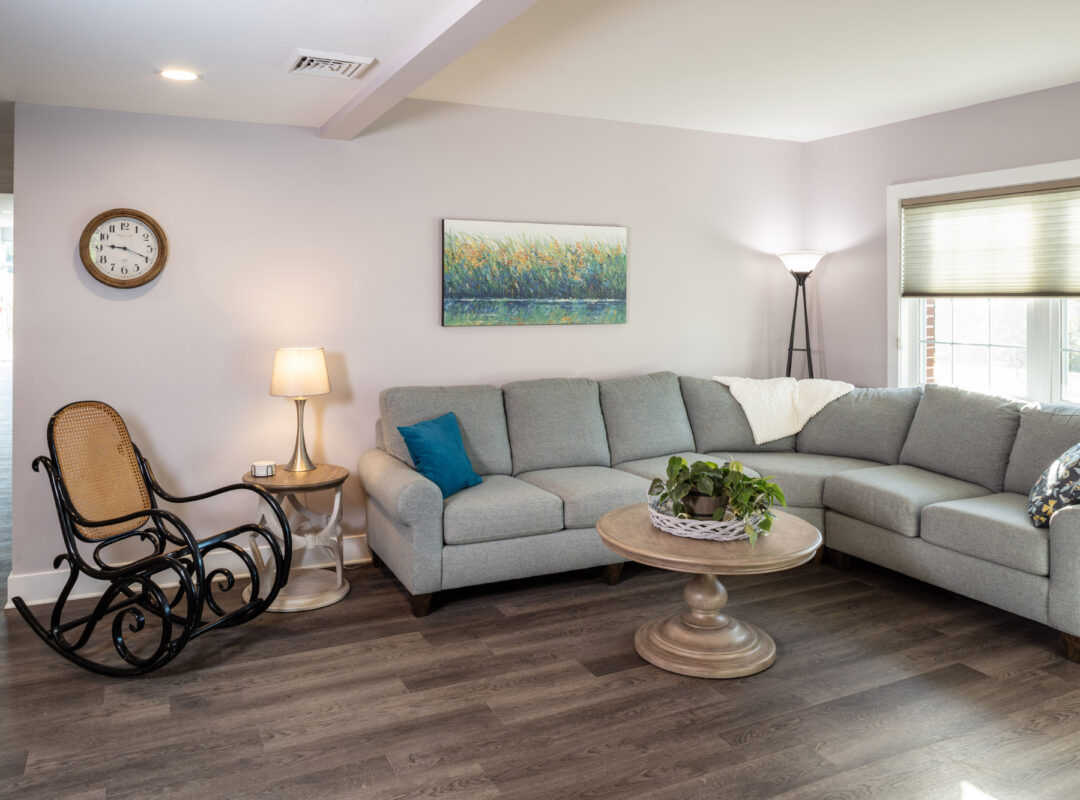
[442,219,627,326]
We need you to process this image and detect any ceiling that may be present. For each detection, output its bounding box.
[3,0,1080,141]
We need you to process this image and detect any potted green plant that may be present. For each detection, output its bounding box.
[648,456,786,543]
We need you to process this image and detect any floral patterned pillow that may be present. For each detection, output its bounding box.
[1029,442,1080,527]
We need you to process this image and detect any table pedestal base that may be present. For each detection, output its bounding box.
[634,572,776,679]
[244,569,349,613]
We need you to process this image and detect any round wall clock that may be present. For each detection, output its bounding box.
[79,208,169,288]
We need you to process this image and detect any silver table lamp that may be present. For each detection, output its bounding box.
[270,347,331,472]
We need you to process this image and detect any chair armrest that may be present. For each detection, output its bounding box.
[358,448,443,530]
[1049,505,1080,636]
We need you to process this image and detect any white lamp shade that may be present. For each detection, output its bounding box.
[270,347,331,397]
[777,251,826,274]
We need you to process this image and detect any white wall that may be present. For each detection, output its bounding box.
[803,81,1080,387]
[10,99,804,595]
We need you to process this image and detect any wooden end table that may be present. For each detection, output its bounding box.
[242,464,350,612]
[597,504,822,679]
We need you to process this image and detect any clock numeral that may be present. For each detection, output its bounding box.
[134,225,140,234]
[147,245,154,253]
[99,233,108,241]
[142,233,149,240]
[133,264,140,273]
[109,224,115,233]
[120,222,130,231]
[120,266,128,275]
[95,244,103,252]
[99,255,107,264]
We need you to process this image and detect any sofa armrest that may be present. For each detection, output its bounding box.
[1048,505,1080,637]
[358,448,443,530]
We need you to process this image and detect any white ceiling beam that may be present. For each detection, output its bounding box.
[319,0,540,140]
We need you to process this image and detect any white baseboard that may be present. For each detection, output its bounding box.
[5,532,371,609]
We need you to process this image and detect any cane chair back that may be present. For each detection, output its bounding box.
[50,401,151,540]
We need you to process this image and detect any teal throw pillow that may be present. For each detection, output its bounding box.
[398,412,482,498]
[1028,441,1080,527]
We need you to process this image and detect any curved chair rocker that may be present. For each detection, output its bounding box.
[12,401,292,676]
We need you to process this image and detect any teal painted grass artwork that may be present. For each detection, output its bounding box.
[442,219,627,326]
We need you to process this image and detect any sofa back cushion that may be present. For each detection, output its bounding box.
[797,387,922,464]
[599,372,696,464]
[678,376,795,453]
[380,385,512,475]
[1004,402,1080,494]
[898,384,1022,492]
[504,378,610,474]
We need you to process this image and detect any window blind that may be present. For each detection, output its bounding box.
[901,180,1080,297]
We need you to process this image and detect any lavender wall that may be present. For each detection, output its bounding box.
[803,81,1080,387]
[9,99,803,596]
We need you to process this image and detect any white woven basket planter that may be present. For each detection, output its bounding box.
[647,497,764,542]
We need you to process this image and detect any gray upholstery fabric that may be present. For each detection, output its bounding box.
[360,448,444,594]
[503,378,610,475]
[380,384,513,476]
[678,376,795,452]
[613,451,717,480]
[358,447,443,530]
[898,384,1022,492]
[722,452,882,508]
[825,511,1049,626]
[1004,403,1080,494]
[779,506,825,532]
[823,464,989,537]
[921,493,1048,576]
[518,466,651,528]
[599,372,696,464]
[796,387,923,464]
[442,475,564,545]
[1049,505,1080,637]
[442,527,624,591]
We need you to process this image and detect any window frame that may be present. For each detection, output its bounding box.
[886,158,1080,390]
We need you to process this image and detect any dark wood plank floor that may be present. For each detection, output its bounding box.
[3,558,1080,799]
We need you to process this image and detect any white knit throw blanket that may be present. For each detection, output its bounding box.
[713,376,855,444]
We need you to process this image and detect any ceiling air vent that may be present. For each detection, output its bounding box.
[288,49,375,79]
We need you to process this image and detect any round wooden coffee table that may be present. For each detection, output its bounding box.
[597,503,822,679]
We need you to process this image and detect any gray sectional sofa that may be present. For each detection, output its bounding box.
[358,371,1080,660]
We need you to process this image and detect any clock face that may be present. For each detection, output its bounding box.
[79,209,168,288]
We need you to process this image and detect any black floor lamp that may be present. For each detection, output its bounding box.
[777,251,825,378]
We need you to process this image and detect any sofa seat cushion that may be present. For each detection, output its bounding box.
[442,475,564,545]
[823,464,990,538]
[921,493,1048,576]
[518,466,651,528]
[613,452,714,480]
[599,372,696,464]
[503,378,611,475]
[718,452,881,508]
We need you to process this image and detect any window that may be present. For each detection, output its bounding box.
[898,177,1080,403]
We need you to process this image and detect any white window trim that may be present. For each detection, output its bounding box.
[885,158,1080,387]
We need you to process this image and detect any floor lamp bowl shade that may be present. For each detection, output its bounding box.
[271,347,330,472]
[777,251,826,275]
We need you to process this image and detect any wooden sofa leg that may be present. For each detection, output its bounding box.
[811,545,825,565]
[1064,633,1080,663]
[408,592,435,617]
[370,551,383,569]
[825,548,852,571]
[602,563,624,585]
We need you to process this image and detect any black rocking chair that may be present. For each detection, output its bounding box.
[12,401,292,676]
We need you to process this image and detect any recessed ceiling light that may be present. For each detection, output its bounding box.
[160,69,200,81]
